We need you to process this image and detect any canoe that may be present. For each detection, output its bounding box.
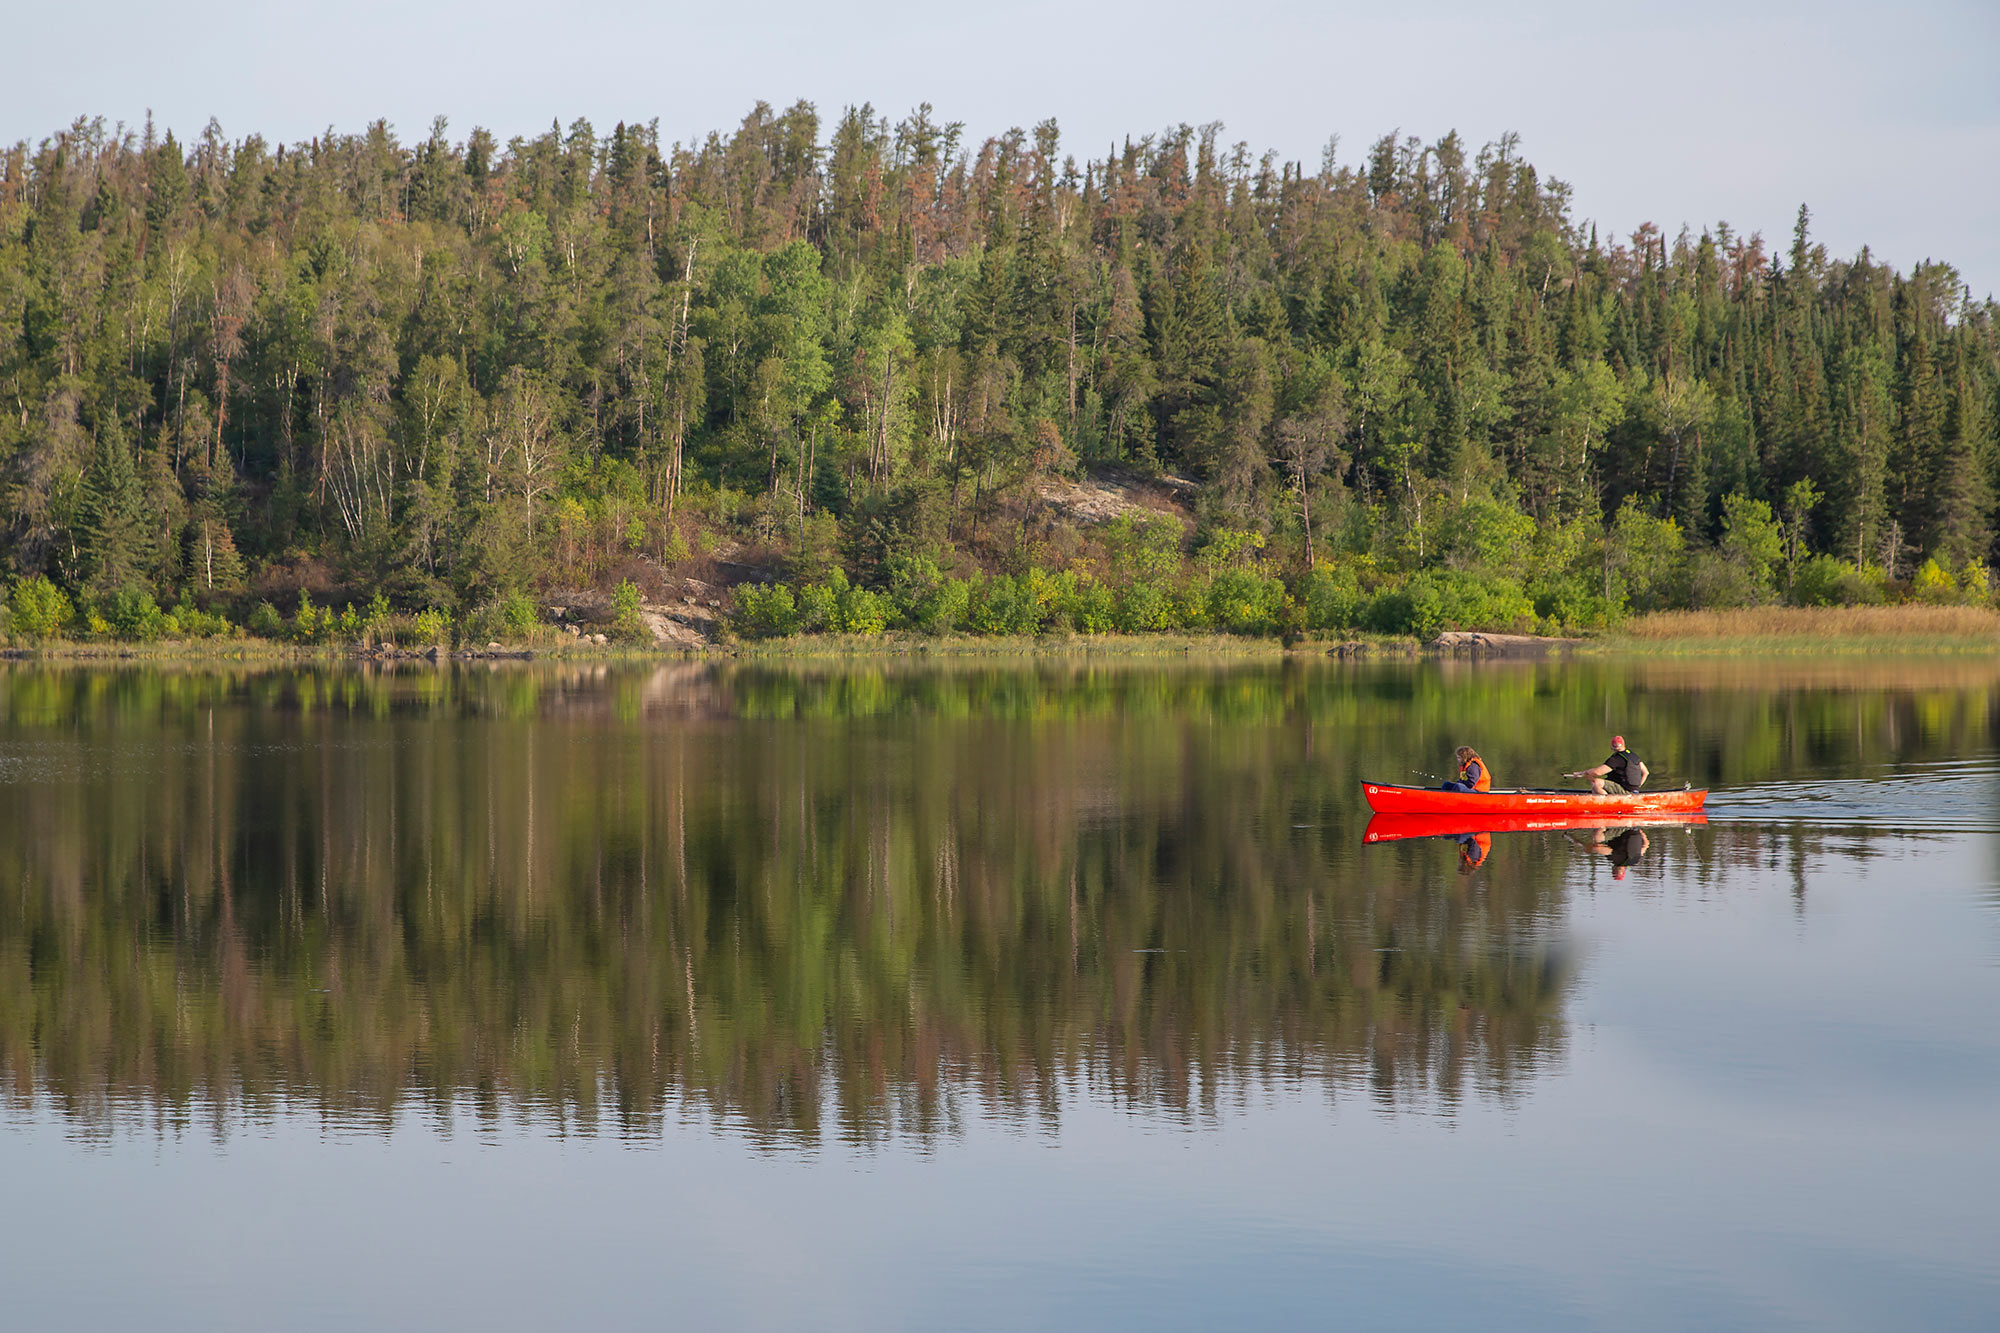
[1362,781,1708,817]
[1364,810,1707,844]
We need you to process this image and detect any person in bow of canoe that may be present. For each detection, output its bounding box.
[1440,745,1491,793]
[1565,735,1648,794]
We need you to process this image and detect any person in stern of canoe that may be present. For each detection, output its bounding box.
[1565,735,1648,794]
[1440,745,1491,793]
[1579,826,1650,880]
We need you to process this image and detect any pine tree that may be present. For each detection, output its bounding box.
[81,434,155,594]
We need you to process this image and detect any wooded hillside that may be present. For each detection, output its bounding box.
[2,105,1994,641]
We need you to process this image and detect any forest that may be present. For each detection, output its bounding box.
[1,104,1995,643]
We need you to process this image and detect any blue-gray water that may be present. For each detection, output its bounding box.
[0,659,1995,1330]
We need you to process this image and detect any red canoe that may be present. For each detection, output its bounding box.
[1364,811,1708,844]
[1362,781,1708,817]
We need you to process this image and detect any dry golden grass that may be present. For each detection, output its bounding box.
[1618,604,2000,652]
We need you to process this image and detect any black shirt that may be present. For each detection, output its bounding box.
[1605,749,1642,790]
[1607,828,1647,866]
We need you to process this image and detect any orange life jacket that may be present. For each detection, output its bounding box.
[1459,750,1492,793]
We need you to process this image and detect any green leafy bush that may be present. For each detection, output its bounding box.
[1529,574,1623,632]
[1684,550,1766,609]
[1367,571,1534,639]
[834,581,888,635]
[173,604,236,638]
[10,576,72,639]
[499,590,538,634]
[911,578,971,634]
[797,576,841,632]
[611,578,649,641]
[1115,581,1178,632]
[106,587,168,641]
[1299,565,1366,632]
[735,583,801,638]
[1791,555,1886,607]
[968,575,1040,636]
[1058,578,1117,634]
[1173,579,1215,630]
[1207,568,1285,635]
[411,608,452,644]
[886,556,970,634]
[247,602,285,639]
[1911,558,1958,604]
[293,592,325,643]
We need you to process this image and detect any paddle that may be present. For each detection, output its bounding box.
[1559,768,1694,787]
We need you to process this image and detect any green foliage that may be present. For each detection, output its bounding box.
[735,584,800,638]
[1605,501,1686,612]
[1912,558,1959,604]
[1207,568,1286,635]
[1299,564,1368,631]
[1369,571,1535,640]
[412,608,452,644]
[1,109,1994,642]
[884,556,972,635]
[1791,556,1886,607]
[1441,499,1535,580]
[247,603,285,639]
[968,575,1041,636]
[1115,581,1179,632]
[1196,527,1265,570]
[610,578,648,641]
[1719,494,1784,598]
[170,602,236,638]
[293,592,325,644]
[1105,515,1184,584]
[834,580,888,635]
[10,577,73,639]
[796,581,838,633]
[105,588,169,641]
[1057,578,1117,634]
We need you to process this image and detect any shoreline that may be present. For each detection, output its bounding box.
[3,631,1996,666]
[4,601,1996,664]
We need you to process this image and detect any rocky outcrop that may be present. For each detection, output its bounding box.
[1427,631,1585,656]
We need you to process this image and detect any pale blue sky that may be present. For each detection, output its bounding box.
[9,0,1997,297]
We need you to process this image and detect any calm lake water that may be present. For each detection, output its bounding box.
[1,658,1996,1330]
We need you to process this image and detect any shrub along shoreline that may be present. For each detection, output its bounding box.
[6,604,1996,661]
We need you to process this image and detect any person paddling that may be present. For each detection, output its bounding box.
[1579,826,1650,880]
[1441,745,1491,793]
[1566,735,1647,795]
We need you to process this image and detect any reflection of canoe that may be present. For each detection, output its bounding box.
[1362,781,1708,816]
[1364,811,1708,844]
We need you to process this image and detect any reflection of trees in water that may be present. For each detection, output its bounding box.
[0,659,1987,1143]
[0,666,1574,1141]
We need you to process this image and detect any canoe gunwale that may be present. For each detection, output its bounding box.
[1362,779,1708,816]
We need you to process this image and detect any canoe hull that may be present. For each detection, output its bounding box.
[1362,781,1708,817]
[1364,811,1707,844]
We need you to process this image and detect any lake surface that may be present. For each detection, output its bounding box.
[1,658,1996,1330]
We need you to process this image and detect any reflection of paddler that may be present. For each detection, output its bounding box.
[1581,826,1650,879]
[1455,831,1491,872]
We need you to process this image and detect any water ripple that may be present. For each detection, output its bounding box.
[1707,760,2000,832]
